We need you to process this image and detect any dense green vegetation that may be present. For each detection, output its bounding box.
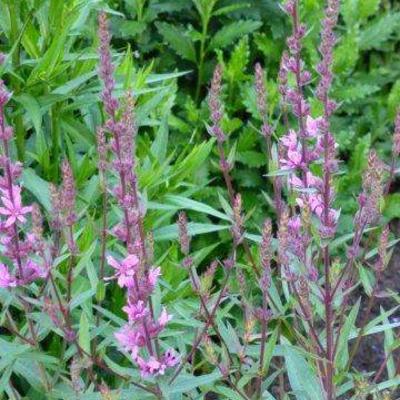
[0,0,399,399]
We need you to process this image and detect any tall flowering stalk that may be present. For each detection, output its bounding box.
[275,1,393,398]
[97,12,178,379]
[208,64,258,274]
[254,64,283,219]
[0,79,45,288]
[0,58,52,389]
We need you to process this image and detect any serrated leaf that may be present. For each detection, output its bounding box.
[359,0,381,20]
[156,22,197,62]
[237,151,266,168]
[208,20,262,50]
[213,3,250,16]
[359,13,400,50]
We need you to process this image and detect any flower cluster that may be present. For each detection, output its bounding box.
[0,74,46,288]
[279,0,339,243]
[97,12,178,378]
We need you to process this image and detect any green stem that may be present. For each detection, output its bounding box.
[8,1,25,161]
[195,14,210,102]
[51,104,61,181]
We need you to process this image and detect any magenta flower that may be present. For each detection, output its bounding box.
[114,324,146,353]
[0,186,32,227]
[147,267,161,288]
[0,263,16,287]
[305,116,322,137]
[163,349,180,367]
[281,130,298,150]
[19,260,46,285]
[107,254,139,288]
[157,308,172,328]
[122,300,149,322]
[280,148,304,170]
[135,356,166,378]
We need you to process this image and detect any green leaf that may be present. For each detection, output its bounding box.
[237,151,266,168]
[388,80,400,120]
[263,327,279,373]
[78,312,91,354]
[22,168,51,211]
[169,369,222,394]
[359,0,381,20]
[213,3,250,16]
[336,299,360,370]
[165,194,230,221]
[96,281,106,303]
[52,71,97,95]
[208,20,262,50]
[334,32,360,73]
[342,0,359,27]
[359,13,400,50]
[13,94,42,134]
[156,22,197,62]
[382,306,396,379]
[384,193,400,219]
[27,28,68,84]
[153,222,230,241]
[151,114,169,162]
[282,342,324,400]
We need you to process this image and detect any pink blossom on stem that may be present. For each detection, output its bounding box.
[123,300,149,322]
[0,263,16,287]
[98,12,177,379]
[0,186,31,227]
[107,254,139,288]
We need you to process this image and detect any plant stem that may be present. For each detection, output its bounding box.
[170,266,232,384]
[346,271,383,370]
[216,141,259,275]
[50,104,61,181]
[7,1,25,161]
[188,265,234,366]
[195,16,209,103]
[256,308,267,398]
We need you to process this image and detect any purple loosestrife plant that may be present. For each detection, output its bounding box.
[0,77,45,288]
[97,12,178,380]
[191,0,397,398]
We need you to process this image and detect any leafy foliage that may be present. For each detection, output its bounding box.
[0,0,399,399]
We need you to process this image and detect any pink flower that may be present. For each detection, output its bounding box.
[281,130,298,150]
[107,254,139,288]
[114,324,146,352]
[149,308,173,337]
[310,195,325,217]
[305,116,322,137]
[157,308,172,328]
[281,148,303,169]
[19,260,46,284]
[0,263,15,287]
[0,186,31,227]
[288,216,301,233]
[135,355,166,378]
[122,300,148,322]
[148,267,161,288]
[163,348,180,367]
